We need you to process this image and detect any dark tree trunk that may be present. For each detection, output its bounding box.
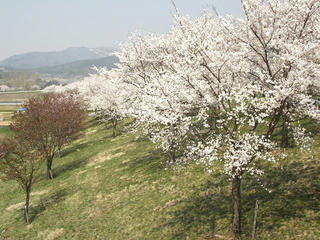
[46,156,54,180]
[232,176,242,239]
[147,127,152,138]
[266,100,287,139]
[57,146,62,158]
[281,117,289,148]
[168,138,176,162]
[112,118,117,138]
[168,149,175,163]
[24,188,30,224]
[251,200,259,240]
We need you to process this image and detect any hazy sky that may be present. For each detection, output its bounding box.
[0,0,243,60]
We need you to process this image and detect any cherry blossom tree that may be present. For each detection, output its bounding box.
[85,68,128,137]
[114,0,320,238]
[239,0,320,147]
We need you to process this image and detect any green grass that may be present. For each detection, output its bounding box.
[0,126,11,139]
[0,119,319,239]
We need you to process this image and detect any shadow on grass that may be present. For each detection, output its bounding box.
[59,141,91,158]
[270,119,320,148]
[301,119,320,137]
[36,142,93,180]
[83,117,99,131]
[89,118,134,139]
[26,187,77,223]
[151,173,231,239]
[53,157,88,179]
[53,143,102,179]
[241,158,320,235]
[150,157,320,239]
[126,148,168,175]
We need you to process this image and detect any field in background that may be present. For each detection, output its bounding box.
[0,105,17,126]
[0,91,41,126]
[0,91,41,103]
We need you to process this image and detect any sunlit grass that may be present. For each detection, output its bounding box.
[0,118,319,239]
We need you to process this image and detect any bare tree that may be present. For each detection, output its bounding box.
[0,137,43,224]
[10,91,86,179]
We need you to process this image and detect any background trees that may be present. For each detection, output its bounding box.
[81,68,127,138]
[48,68,128,138]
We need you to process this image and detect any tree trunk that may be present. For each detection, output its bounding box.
[251,200,259,240]
[57,146,62,158]
[266,101,287,139]
[112,118,117,138]
[168,138,176,163]
[281,118,289,148]
[232,176,242,239]
[24,188,30,224]
[46,156,54,180]
[168,149,175,163]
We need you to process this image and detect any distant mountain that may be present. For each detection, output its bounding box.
[0,47,117,69]
[35,56,119,78]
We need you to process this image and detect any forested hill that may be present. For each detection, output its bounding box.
[34,56,119,78]
[0,47,116,69]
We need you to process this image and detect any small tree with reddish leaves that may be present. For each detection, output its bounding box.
[0,137,43,224]
[11,91,86,179]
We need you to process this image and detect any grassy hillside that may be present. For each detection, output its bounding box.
[0,119,319,239]
[0,126,11,138]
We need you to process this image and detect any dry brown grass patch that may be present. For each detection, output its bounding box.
[87,151,125,167]
[37,228,64,240]
[6,202,25,211]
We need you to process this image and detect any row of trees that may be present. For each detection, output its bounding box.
[44,68,127,138]
[46,0,320,238]
[0,92,85,224]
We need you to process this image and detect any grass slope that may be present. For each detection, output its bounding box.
[0,119,319,239]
